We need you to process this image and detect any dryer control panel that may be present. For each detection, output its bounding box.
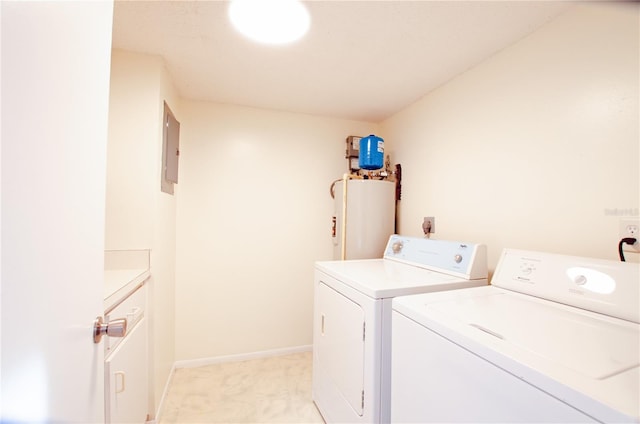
[383,235,487,280]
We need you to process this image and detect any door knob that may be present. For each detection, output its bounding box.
[93,316,127,343]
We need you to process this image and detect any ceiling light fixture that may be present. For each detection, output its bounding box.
[228,0,310,45]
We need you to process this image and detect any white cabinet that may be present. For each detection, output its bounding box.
[105,282,148,423]
[106,318,148,423]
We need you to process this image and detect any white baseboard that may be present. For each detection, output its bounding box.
[174,344,312,369]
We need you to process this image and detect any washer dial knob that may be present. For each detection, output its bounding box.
[574,274,587,286]
[454,254,463,263]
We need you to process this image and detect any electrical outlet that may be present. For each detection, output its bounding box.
[619,219,640,252]
[422,217,435,236]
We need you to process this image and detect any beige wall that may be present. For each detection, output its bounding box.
[174,100,378,360]
[381,2,639,269]
[151,58,180,417]
[109,0,638,385]
[106,52,158,249]
[106,50,178,417]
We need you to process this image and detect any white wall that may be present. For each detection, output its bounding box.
[106,50,178,417]
[105,52,157,250]
[151,57,179,416]
[382,2,639,270]
[174,100,378,360]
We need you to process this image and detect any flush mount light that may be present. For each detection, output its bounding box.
[228,0,310,45]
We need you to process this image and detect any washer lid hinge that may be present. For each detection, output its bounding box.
[361,390,365,409]
[363,322,366,341]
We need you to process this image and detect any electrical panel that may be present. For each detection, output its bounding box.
[162,101,180,194]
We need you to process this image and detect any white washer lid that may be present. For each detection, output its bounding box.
[393,286,640,422]
[428,290,639,379]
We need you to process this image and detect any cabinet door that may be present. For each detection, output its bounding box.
[105,319,148,423]
[315,282,365,415]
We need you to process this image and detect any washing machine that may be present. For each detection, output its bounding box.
[391,248,640,423]
[312,235,488,423]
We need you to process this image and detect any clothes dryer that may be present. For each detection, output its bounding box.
[312,235,488,423]
[392,249,640,423]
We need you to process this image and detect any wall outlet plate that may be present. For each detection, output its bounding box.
[422,216,435,235]
[619,219,640,252]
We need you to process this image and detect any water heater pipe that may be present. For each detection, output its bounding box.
[341,173,349,260]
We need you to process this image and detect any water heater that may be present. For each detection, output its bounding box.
[333,179,396,260]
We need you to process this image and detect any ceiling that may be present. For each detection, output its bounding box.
[111,0,573,123]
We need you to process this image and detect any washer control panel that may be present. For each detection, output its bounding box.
[383,235,487,280]
[492,248,640,323]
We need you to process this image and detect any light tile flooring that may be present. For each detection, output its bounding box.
[158,351,325,423]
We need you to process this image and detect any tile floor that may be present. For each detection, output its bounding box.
[158,351,325,423]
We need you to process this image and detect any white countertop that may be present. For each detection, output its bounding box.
[104,249,150,311]
[104,268,150,311]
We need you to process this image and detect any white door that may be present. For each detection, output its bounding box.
[1,1,114,421]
